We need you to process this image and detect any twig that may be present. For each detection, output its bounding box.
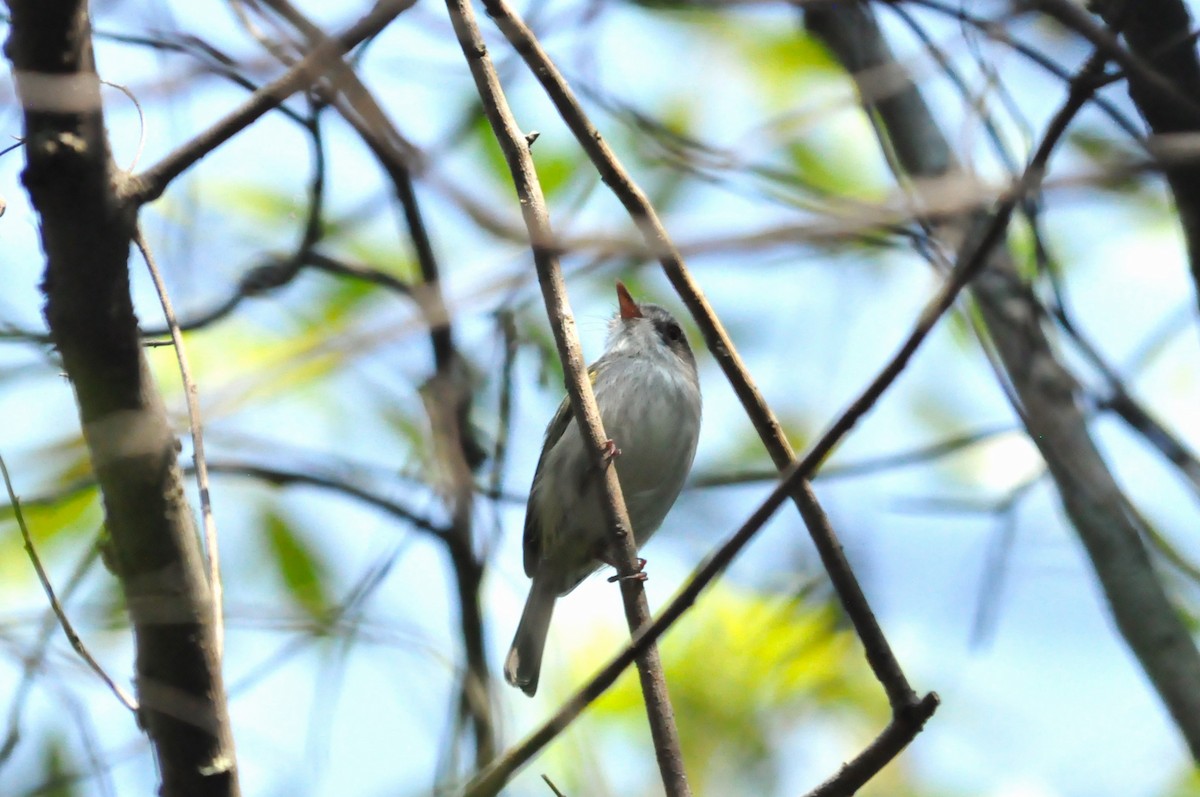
[540,774,568,797]
[0,529,106,768]
[690,421,1019,488]
[244,0,496,767]
[489,0,922,703]
[123,0,416,205]
[893,0,1145,138]
[135,226,224,658]
[812,1,1200,762]
[0,453,138,712]
[137,249,413,340]
[202,459,448,538]
[444,1,691,795]
[1033,0,1200,124]
[468,5,1109,793]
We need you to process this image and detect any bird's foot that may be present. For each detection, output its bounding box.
[607,557,648,583]
[601,438,621,462]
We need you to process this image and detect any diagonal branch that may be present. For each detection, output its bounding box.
[807,0,1200,762]
[477,0,925,712]
[460,142,1032,791]
[123,0,416,205]
[444,1,691,795]
[135,228,225,659]
[1080,0,1200,314]
[0,455,138,714]
[236,0,497,768]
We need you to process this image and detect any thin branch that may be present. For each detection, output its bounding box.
[0,529,107,770]
[1034,0,1200,123]
[0,454,138,712]
[242,0,497,768]
[1044,291,1200,499]
[138,249,414,340]
[124,0,417,205]
[810,1,1200,762]
[893,0,1145,139]
[690,421,1019,488]
[134,226,225,658]
[459,215,1001,792]
[203,459,449,538]
[444,1,691,795]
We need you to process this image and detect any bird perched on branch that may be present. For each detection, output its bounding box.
[505,281,702,696]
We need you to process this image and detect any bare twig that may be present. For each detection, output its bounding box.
[124,0,417,205]
[202,459,448,538]
[541,774,568,797]
[240,0,497,768]
[810,1,1200,762]
[1034,0,1200,123]
[0,529,108,770]
[894,0,1143,138]
[445,1,691,795]
[1084,0,1200,314]
[135,226,225,658]
[691,422,1019,488]
[0,454,138,712]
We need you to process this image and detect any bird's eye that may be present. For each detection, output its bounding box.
[663,322,683,343]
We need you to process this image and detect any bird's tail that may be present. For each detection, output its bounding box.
[504,575,558,696]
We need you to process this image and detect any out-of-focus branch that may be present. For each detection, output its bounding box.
[135,228,226,658]
[690,422,1018,488]
[894,0,1145,138]
[478,0,921,695]
[203,459,449,537]
[808,0,1200,762]
[234,0,497,769]
[0,456,137,714]
[444,1,692,795]
[124,0,416,205]
[1082,0,1200,313]
[4,2,241,793]
[473,1,946,791]
[462,150,1042,790]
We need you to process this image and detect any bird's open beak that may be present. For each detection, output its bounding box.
[616,281,642,319]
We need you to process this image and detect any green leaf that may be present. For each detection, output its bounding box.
[535,149,574,199]
[560,584,878,795]
[472,111,513,188]
[213,182,308,231]
[262,510,329,619]
[38,735,80,797]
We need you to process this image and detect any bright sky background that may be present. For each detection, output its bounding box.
[2,1,1200,796]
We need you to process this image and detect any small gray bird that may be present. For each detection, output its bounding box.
[504,281,702,696]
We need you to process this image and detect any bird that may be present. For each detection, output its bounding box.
[504,281,702,696]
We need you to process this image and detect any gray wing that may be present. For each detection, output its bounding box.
[522,393,573,576]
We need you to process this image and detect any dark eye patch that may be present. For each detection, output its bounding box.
[657,320,684,345]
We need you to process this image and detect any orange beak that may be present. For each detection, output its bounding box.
[616,281,642,319]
